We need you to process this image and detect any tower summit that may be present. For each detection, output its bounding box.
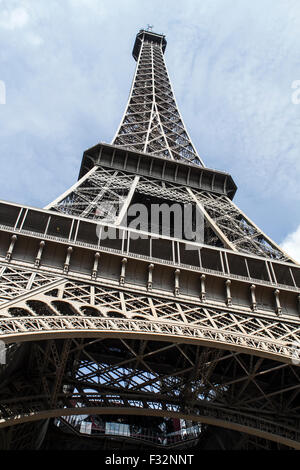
[113,28,204,165]
[0,28,300,451]
[132,29,167,60]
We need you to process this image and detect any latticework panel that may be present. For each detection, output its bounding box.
[136,176,193,203]
[47,166,136,220]
[191,189,292,262]
[0,265,62,304]
[113,37,203,165]
[0,279,300,364]
[1,28,299,451]
[1,336,300,449]
[1,272,300,449]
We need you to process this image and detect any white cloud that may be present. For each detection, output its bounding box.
[0,0,299,241]
[281,226,300,263]
[0,7,29,30]
[26,31,43,46]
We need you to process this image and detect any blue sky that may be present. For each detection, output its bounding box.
[0,0,299,260]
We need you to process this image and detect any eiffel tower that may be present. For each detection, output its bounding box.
[0,28,300,451]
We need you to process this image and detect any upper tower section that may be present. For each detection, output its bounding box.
[112,28,204,166]
[132,29,167,60]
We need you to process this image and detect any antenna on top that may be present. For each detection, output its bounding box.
[146,24,154,32]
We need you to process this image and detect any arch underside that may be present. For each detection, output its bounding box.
[1,271,300,449]
[1,328,300,450]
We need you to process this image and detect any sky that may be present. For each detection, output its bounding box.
[0,0,299,261]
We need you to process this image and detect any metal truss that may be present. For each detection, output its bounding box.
[0,265,62,304]
[44,161,292,265]
[0,271,300,362]
[0,29,299,450]
[1,335,300,449]
[46,166,137,221]
[47,166,192,219]
[0,265,300,448]
[190,189,292,261]
[43,29,293,263]
[136,176,193,203]
[112,33,203,165]
[46,164,291,261]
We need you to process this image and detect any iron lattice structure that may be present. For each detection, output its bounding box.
[112,31,203,164]
[0,29,300,450]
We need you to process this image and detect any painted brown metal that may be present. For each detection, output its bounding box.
[0,29,299,450]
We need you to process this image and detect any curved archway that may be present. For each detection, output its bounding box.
[105,311,126,319]
[80,306,101,317]
[8,307,32,317]
[0,404,298,449]
[0,333,299,450]
[26,300,56,316]
[51,301,80,316]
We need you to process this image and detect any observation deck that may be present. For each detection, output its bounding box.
[132,29,167,60]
